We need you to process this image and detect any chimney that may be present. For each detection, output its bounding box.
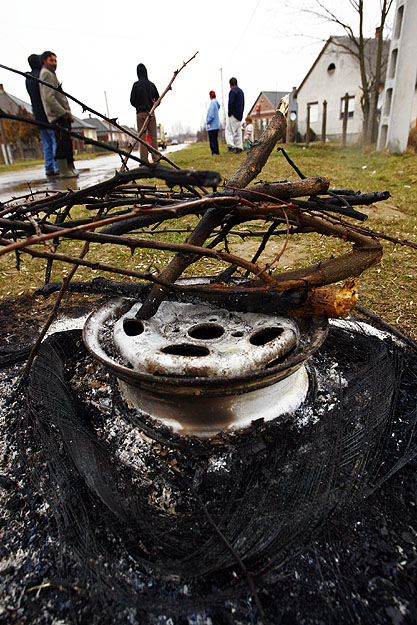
[375,26,381,39]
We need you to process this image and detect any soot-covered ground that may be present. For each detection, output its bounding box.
[0,293,416,625]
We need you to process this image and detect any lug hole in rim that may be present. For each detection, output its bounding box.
[123,318,144,337]
[188,324,225,340]
[162,344,210,357]
[250,327,285,346]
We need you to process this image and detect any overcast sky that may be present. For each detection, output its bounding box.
[1,0,393,136]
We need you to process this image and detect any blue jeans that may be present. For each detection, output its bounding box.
[41,128,58,173]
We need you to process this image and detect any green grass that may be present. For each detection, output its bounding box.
[0,141,416,340]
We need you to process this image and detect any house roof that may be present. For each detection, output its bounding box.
[261,91,290,109]
[0,86,33,116]
[249,90,290,114]
[122,125,137,134]
[297,36,390,94]
[82,117,127,135]
[82,116,111,133]
[72,116,97,130]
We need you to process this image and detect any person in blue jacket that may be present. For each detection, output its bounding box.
[206,90,221,155]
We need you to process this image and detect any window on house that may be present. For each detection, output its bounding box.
[384,88,393,117]
[327,63,336,73]
[340,95,355,119]
[389,48,398,79]
[395,4,404,39]
[307,102,319,123]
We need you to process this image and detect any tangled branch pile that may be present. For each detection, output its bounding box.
[0,109,400,325]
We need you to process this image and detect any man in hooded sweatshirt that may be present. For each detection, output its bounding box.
[39,50,78,178]
[25,54,59,177]
[130,63,159,163]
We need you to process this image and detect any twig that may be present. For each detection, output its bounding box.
[355,304,417,351]
[0,62,179,170]
[19,209,105,385]
[119,52,198,172]
[8,231,274,286]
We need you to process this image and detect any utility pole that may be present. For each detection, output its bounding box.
[321,100,327,143]
[342,93,349,146]
[104,91,113,144]
[306,104,311,146]
[220,67,226,129]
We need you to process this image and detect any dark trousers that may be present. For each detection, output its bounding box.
[54,116,74,164]
[208,129,219,155]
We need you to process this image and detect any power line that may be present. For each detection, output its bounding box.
[230,0,263,60]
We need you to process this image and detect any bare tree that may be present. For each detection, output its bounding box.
[306,0,394,143]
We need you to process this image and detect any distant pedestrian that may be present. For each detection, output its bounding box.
[39,50,78,178]
[130,64,159,164]
[25,54,59,177]
[243,116,254,153]
[226,77,244,153]
[206,90,220,155]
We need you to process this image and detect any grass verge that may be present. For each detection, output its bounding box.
[0,141,415,340]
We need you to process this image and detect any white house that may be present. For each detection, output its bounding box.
[296,36,390,143]
[378,0,417,152]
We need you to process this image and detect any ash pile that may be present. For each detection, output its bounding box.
[1,301,417,625]
[0,102,417,625]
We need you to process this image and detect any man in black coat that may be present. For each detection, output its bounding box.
[25,54,59,176]
[226,77,245,153]
[130,63,159,163]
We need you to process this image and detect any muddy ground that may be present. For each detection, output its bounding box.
[0,293,416,625]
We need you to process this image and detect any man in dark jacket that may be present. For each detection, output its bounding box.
[25,54,59,176]
[130,63,159,163]
[226,77,244,153]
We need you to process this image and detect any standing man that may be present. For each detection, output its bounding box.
[39,51,78,178]
[206,90,221,155]
[26,54,59,177]
[226,77,244,154]
[130,63,159,164]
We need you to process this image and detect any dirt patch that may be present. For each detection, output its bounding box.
[0,292,106,344]
[231,237,309,269]
[361,201,407,220]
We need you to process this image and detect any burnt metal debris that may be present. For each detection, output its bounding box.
[1,64,417,625]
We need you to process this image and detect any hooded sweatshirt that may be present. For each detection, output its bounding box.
[130,64,159,113]
[25,54,47,122]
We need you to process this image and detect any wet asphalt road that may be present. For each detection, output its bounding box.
[0,144,186,203]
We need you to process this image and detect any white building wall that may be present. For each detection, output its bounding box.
[411,91,417,125]
[377,0,417,152]
[296,41,364,142]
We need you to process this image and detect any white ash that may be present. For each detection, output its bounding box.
[47,313,88,337]
[331,318,407,348]
[292,355,348,429]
